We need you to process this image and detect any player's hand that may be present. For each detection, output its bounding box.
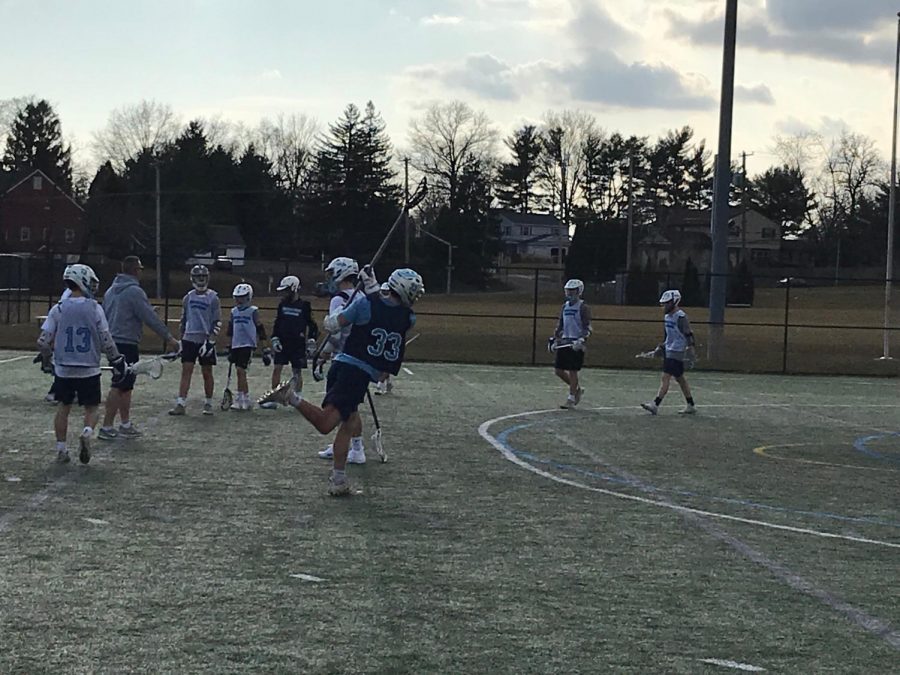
[546,337,555,353]
[322,313,341,334]
[261,348,273,367]
[199,340,216,359]
[359,265,379,294]
[109,355,128,384]
[36,353,54,374]
[271,336,282,354]
[306,338,317,358]
[168,337,181,353]
[573,338,586,352]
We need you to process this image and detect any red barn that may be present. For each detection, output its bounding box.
[0,169,86,255]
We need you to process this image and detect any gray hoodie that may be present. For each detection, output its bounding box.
[102,274,173,345]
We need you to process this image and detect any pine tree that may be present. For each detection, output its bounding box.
[496,124,543,213]
[2,100,73,191]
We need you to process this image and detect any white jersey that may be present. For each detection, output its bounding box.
[230,305,260,349]
[181,289,221,344]
[41,297,109,377]
[328,291,355,353]
[557,299,591,341]
[663,309,692,359]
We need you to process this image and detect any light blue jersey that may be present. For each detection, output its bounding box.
[556,299,592,341]
[181,289,221,343]
[230,305,260,349]
[41,297,109,377]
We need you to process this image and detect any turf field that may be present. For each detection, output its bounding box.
[1,353,898,673]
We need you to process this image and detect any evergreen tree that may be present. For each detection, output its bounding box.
[496,124,543,213]
[751,164,815,238]
[681,257,703,306]
[1,100,73,191]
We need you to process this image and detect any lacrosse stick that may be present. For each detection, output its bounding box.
[634,350,659,359]
[311,177,428,380]
[552,341,576,352]
[101,351,179,380]
[366,388,387,463]
[220,361,234,410]
[405,333,420,346]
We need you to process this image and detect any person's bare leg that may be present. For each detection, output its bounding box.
[555,368,571,386]
[83,404,99,432]
[332,421,353,472]
[201,365,214,399]
[676,376,693,401]
[118,390,133,425]
[55,404,71,443]
[179,363,195,399]
[569,370,579,397]
[237,367,248,395]
[102,388,120,428]
[291,400,341,434]
[271,365,283,389]
[656,373,672,401]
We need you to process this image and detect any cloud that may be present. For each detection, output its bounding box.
[766,0,886,34]
[259,69,283,81]
[408,53,520,101]
[421,14,463,25]
[567,0,633,51]
[735,83,774,105]
[664,5,894,69]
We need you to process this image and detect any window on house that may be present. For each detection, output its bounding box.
[761,227,776,239]
[520,226,531,236]
[65,229,76,244]
[503,226,512,236]
[32,175,42,190]
[20,227,30,242]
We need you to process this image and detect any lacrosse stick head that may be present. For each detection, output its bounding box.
[372,428,387,463]
[125,357,165,379]
[312,360,325,382]
[220,388,233,411]
[634,350,657,359]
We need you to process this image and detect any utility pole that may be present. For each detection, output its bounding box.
[740,151,753,264]
[708,0,739,359]
[403,157,410,265]
[626,153,635,274]
[882,12,900,360]
[154,161,162,300]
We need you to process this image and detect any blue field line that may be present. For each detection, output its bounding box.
[852,432,900,465]
[496,423,900,530]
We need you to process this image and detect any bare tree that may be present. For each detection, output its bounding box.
[537,109,599,227]
[91,100,180,171]
[252,113,320,193]
[408,100,498,209]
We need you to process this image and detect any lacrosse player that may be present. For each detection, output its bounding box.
[43,284,73,404]
[313,257,373,464]
[169,265,221,416]
[260,268,423,496]
[549,279,592,409]
[641,289,696,415]
[99,256,180,440]
[37,264,127,464]
[260,275,319,409]
[228,282,271,410]
[374,282,394,396]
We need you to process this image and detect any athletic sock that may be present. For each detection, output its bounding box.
[332,469,347,483]
[120,421,132,429]
[56,441,66,452]
[82,426,93,438]
[351,437,363,450]
[205,398,213,407]
[686,397,695,406]
[176,396,186,405]
[654,397,663,406]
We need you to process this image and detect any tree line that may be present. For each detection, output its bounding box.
[0,97,894,289]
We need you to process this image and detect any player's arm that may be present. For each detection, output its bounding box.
[678,315,695,348]
[94,305,122,362]
[580,304,592,338]
[323,296,370,333]
[305,302,320,341]
[179,295,188,338]
[209,295,222,341]
[36,307,58,357]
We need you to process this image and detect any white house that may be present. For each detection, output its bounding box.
[497,211,570,264]
[186,225,246,268]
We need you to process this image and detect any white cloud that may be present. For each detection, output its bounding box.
[735,84,775,105]
[259,69,283,81]
[421,14,463,26]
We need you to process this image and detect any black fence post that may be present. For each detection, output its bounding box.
[531,267,539,366]
[781,278,791,374]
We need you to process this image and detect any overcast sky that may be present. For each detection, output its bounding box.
[2,0,897,175]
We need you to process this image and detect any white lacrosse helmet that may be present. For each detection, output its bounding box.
[277,275,301,294]
[387,268,425,307]
[564,279,584,298]
[64,263,99,297]
[325,257,359,284]
[190,264,210,291]
[659,289,682,305]
[232,282,253,306]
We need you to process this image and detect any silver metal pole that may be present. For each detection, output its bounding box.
[708,0,739,360]
[155,162,162,300]
[882,13,900,360]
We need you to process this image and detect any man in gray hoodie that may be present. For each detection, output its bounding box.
[98,256,180,440]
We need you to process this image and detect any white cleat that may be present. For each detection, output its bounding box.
[318,445,334,460]
[641,401,659,415]
[258,401,278,410]
[574,387,584,405]
[56,448,70,463]
[560,397,575,410]
[328,473,352,497]
[679,404,697,415]
[202,402,214,416]
[347,447,366,464]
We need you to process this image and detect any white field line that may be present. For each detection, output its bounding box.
[0,355,31,364]
[699,658,765,671]
[83,517,108,525]
[552,430,900,652]
[290,573,326,583]
[402,367,414,375]
[478,408,900,551]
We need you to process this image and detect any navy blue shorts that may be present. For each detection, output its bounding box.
[229,347,252,370]
[663,358,685,378]
[111,343,140,392]
[54,374,102,407]
[274,346,306,370]
[323,361,372,422]
[181,339,217,367]
[554,346,584,372]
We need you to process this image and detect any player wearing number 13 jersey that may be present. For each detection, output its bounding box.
[258,268,424,496]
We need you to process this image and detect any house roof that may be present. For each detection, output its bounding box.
[208,225,245,248]
[497,210,563,227]
[657,206,777,229]
[3,168,84,212]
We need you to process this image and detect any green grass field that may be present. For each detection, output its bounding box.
[1,353,898,673]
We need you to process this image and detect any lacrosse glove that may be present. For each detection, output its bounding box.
[35,353,54,374]
[270,336,282,353]
[109,355,128,384]
[261,348,273,367]
[547,337,555,353]
[322,312,341,334]
[573,337,586,352]
[198,340,216,359]
[306,338,317,359]
[359,265,379,295]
